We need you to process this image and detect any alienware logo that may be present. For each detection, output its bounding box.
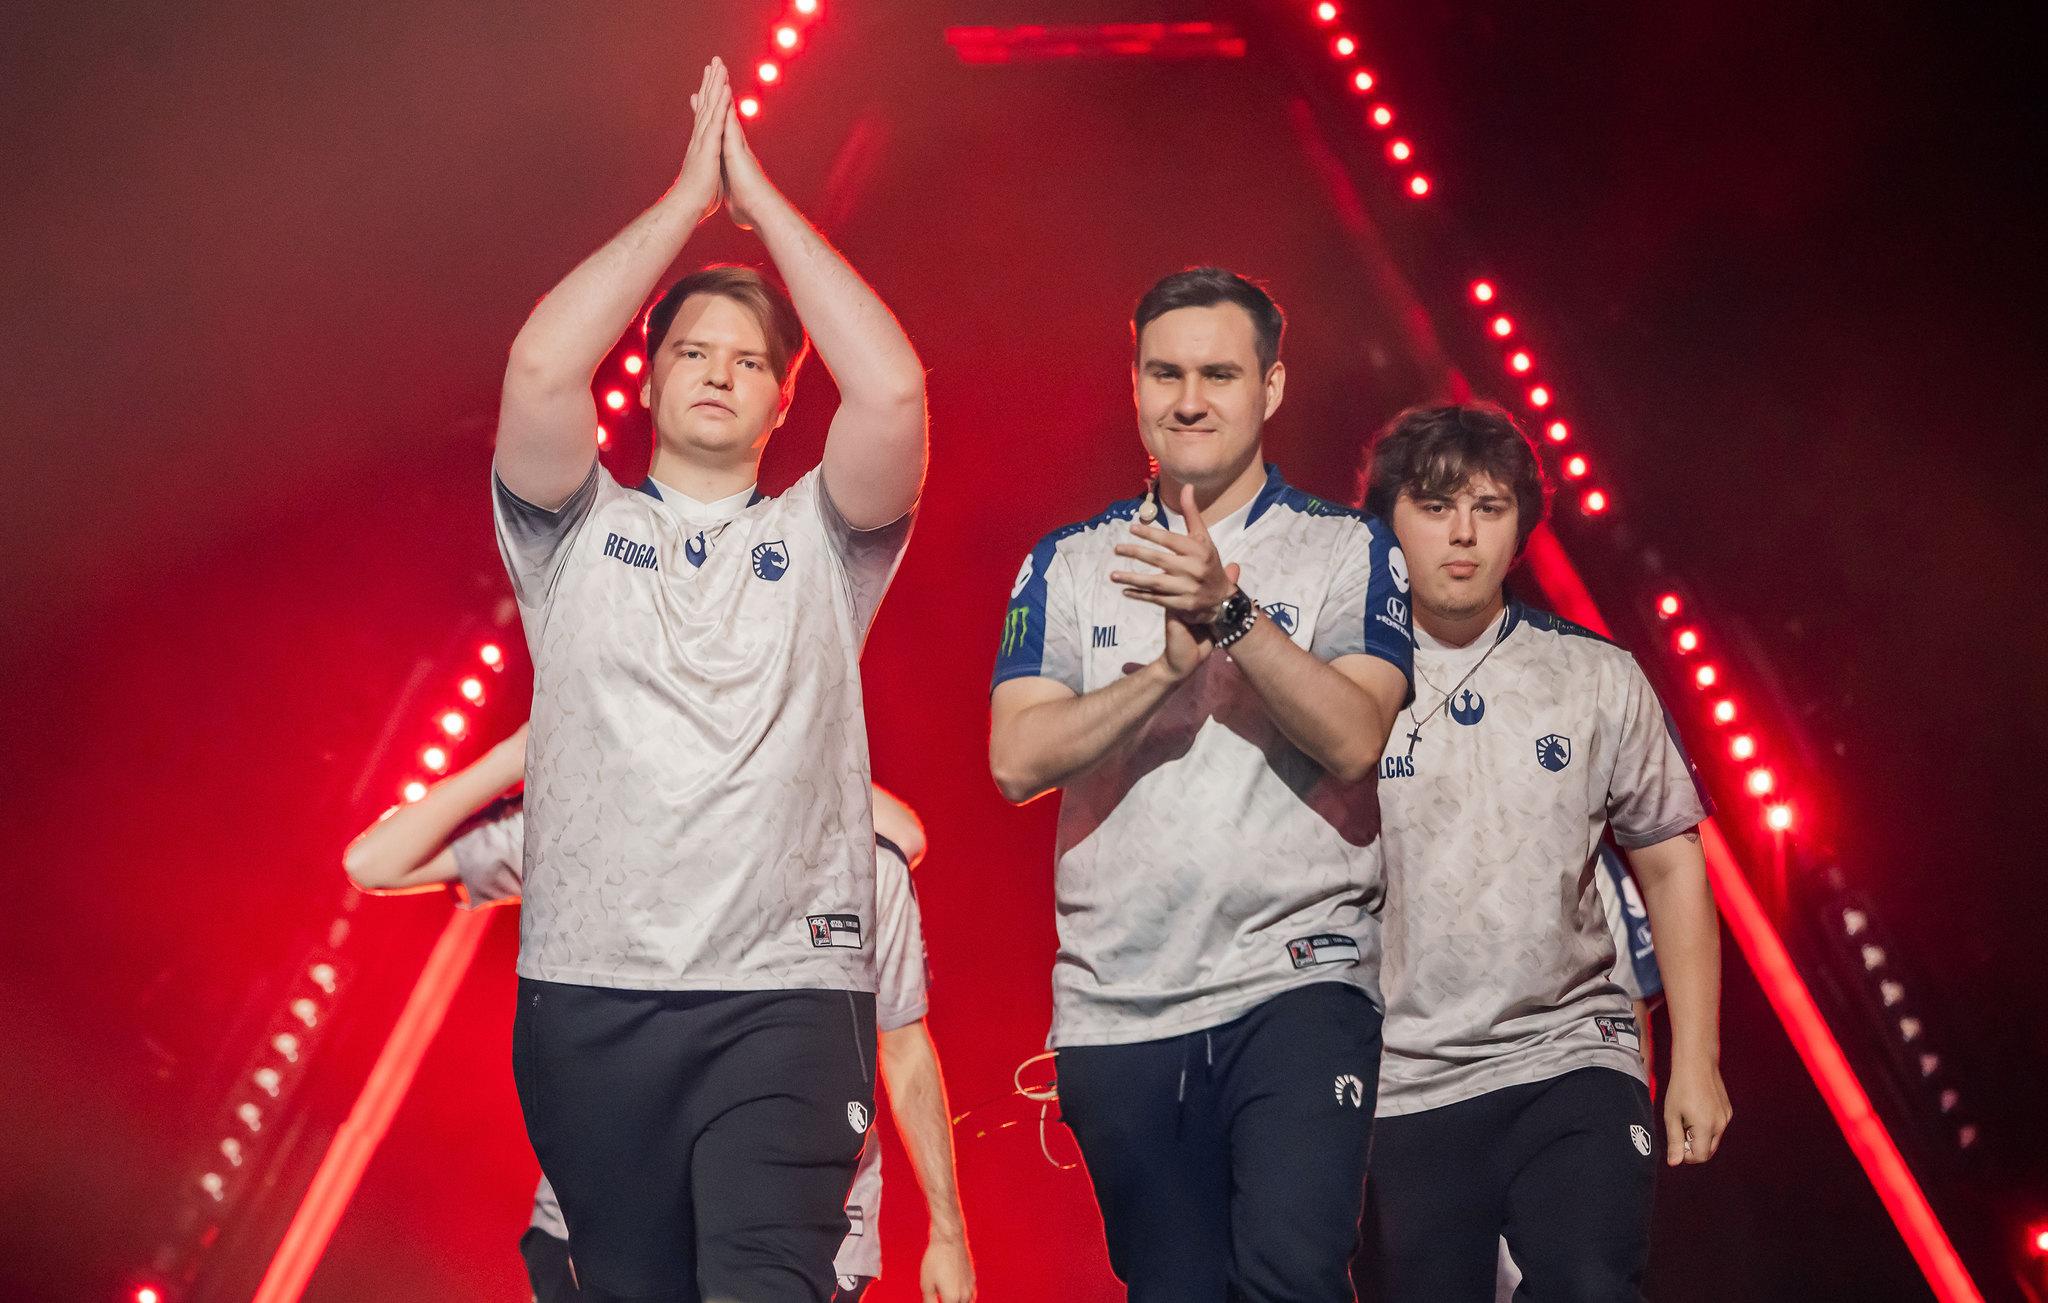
[684,531,709,568]
[1388,546,1409,593]
[751,540,789,582]
[1449,688,1485,726]
[1537,733,1573,772]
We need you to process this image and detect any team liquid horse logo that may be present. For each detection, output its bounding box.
[1263,602,1300,635]
[1537,733,1573,772]
[1449,688,1486,726]
[750,539,789,582]
[1333,1074,1365,1108]
[847,1101,871,1134]
[1630,1124,1653,1157]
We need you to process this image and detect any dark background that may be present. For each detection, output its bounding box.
[2,1,2039,1299]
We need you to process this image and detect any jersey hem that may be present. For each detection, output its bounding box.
[1048,966,1378,1048]
[1375,1050,1648,1117]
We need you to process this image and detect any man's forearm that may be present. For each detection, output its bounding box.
[747,191,925,416]
[991,662,1182,803]
[1222,618,1395,782]
[508,184,706,387]
[343,738,521,889]
[1630,834,1722,1070]
[879,1025,968,1241]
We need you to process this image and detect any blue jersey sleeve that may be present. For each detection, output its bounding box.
[992,535,1083,693]
[1311,515,1414,698]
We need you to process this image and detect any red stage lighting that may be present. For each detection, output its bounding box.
[137,1290,162,1303]
[1658,593,1681,617]
[2028,1223,2048,1255]
[1695,665,1718,688]
[439,711,466,738]
[422,746,448,774]
[1315,2,1338,20]
[1731,733,1756,760]
[595,424,608,448]
[1371,105,1394,127]
[460,677,484,702]
[1546,420,1569,443]
[1714,699,1738,724]
[402,781,427,803]
[603,389,627,411]
[775,25,799,50]
[479,643,503,668]
[795,0,819,12]
[1352,70,1374,92]
[623,353,643,375]
[1510,350,1532,373]
[1564,455,1588,479]
[1491,315,1513,337]
[1676,628,1699,652]
[1407,175,1431,197]
[1528,385,1552,407]
[1766,803,1795,832]
[1747,768,1776,796]
[758,61,780,83]
[739,97,761,118]
[1471,280,1495,302]
[1333,35,1356,56]
[1388,140,1412,161]
[1582,489,1607,514]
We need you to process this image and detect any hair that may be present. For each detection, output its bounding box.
[1361,402,1552,550]
[1133,266,1285,375]
[643,264,810,385]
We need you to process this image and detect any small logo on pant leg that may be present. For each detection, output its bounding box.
[847,1101,871,1133]
[1630,1124,1653,1157]
[1333,1073,1365,1107]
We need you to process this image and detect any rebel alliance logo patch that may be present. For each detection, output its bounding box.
[1630,1124,1653,1157]
[1333,1074,1366,1108]
[847,1101,871,1134]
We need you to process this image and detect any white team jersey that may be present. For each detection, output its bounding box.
[1375,600,1709,1115]
[993,465,1413,1047]
[523,835,930,1280]
[493,461,911,992]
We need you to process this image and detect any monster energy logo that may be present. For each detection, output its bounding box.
[1001,605,1032,655]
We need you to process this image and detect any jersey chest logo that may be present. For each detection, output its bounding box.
[751,539,790,581]
[1449,688,1485,725]
[1263,601,1299,635]
[1536,733,1573,771]
[684,532,710,568]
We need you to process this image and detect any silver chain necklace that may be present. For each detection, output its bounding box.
[1403,613,1510,758]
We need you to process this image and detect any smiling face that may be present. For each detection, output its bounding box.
[642,292,789,470]
[1132,302,1284,496]
[1389,473,1522,631]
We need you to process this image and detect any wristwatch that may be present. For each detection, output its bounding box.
[1210,588,1259,648]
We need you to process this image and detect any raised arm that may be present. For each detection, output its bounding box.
[878,1020,975,1303]
[1626,829,1730,1165]
[719,107,926,528]
[496,61,732,509]
[342,725,527,894]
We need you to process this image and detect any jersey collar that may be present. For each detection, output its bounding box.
[1152,462,1291,531]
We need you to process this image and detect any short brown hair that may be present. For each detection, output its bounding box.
[1362,403,1551,550]
[1133,266,1285,375]
[644,265,810,384]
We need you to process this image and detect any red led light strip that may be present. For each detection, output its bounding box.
[251,908,492,1303]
